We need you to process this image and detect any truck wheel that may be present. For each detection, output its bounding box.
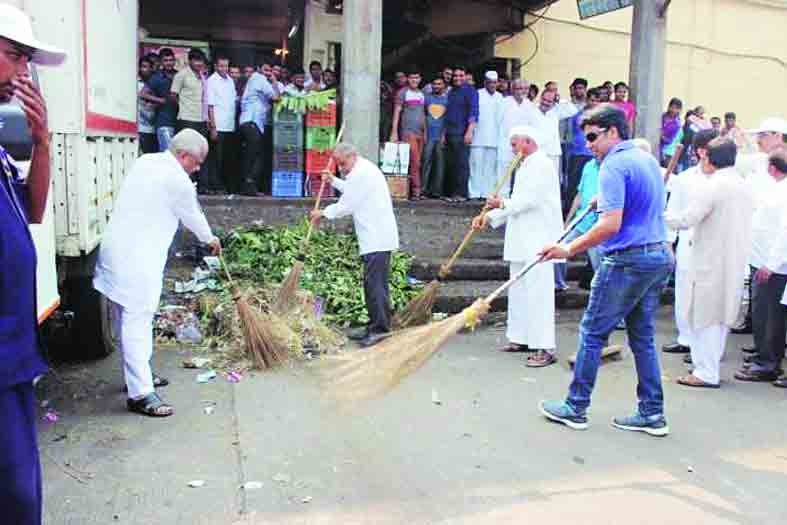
[68,278,118,360]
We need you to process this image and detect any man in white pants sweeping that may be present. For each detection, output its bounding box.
[94,129,221,416]
[473,126,563,367]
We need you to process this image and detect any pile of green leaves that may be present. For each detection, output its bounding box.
[274,89,337,114]
[222,221,419,326]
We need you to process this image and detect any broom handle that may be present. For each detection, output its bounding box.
[483,206,595,304]
[663,143,684,183]
[438,153,525,279]
[303,122,346,246]
[218,253,235,286]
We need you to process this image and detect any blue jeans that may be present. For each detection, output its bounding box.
[156,126,175,152]
[567,245,674,417]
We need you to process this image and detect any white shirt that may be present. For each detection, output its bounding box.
[304,77,325,91]
[324,157,400,256]
[496,97,539,160]
[532,101,579,157]
[206,72,237,132]
[751,178,787,273]
[472,88,503,148]
[94,152,215,312]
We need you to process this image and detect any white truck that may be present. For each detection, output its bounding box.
[1,0,139,358]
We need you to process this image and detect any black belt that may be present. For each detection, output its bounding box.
[606,242,668,257]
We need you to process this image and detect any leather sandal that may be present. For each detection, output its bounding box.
[127,392,174,417]
[526,350,557,368]
[676,374,720,389]
[496,342,530,353]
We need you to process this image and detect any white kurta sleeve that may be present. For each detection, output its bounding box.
[492,157,553,227]
[173,180,214,243]
[665,181,715,231]
[323,175,364,220]
[555,101,579,120]
[765,213,787,272]
[331,177,347,192]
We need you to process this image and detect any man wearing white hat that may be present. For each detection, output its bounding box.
[0,4,66,523]
[473,125,563,367]
[468,71,503,199]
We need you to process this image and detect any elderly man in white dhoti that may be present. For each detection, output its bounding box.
[473,125,563,367]
[94,129,222,417]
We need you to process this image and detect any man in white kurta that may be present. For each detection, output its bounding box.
[476,126,563,367]
[665,139,754,388]
[468,71,503,198]
[496,79,539,180]
[311,143,400,348]
[94,129,220,416]
[532,89,579,184]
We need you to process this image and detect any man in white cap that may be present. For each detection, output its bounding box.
[0,4,65,523]
[473,126,563,367]
[468,71,503,199]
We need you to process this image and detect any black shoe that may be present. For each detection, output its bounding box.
[734,368,780,382]
[662,342,690,354]
[348,327,369,341]
[731,325,752,335]
[741,344,757,354]
[683,354,693,365]
[773,376,787,388]
[359,332,392,348]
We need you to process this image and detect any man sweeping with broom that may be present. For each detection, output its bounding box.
[472,126,563,367]
[310,143,400,348]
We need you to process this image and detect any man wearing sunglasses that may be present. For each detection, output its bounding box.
[538,105,674,437]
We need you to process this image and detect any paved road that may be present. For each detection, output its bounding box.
[39,308,787,524]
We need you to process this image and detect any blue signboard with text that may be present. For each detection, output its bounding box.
[577,0,633,20]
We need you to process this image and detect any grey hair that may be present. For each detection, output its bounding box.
[511,78,529,89]
[169,128,209,158]
[333,142,357,158]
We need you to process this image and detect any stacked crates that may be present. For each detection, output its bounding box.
[272,108,304,197]
[304,102,337,199]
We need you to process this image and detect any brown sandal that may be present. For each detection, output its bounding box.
[676,374,720,389]
[526,350,557,368]
[496,343,530,353]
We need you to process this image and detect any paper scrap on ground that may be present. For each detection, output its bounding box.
[241,481,263,490]
[188,480,205,488]
[196,370,217,383]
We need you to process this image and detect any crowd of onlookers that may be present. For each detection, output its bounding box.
[137,48,338,195]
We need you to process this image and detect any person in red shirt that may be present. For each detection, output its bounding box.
[612,81,636,130]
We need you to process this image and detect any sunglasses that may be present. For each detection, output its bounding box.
[585,128,608,143]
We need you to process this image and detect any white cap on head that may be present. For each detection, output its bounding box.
[485,71,498,82]
[746,117,787,135]
[509,125,540,145]
[0,4,66,66]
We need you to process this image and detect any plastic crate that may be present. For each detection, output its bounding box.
[271,171,303,198]
[305,126,336,152]
[273,121,304,150]
[273,108,303,124]
[386,175,409,200]
[305,172,335,199]
[305,102,337,128]
[272,148,304,171]
[305,149,333,173]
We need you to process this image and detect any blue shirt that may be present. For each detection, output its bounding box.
[424,92,448,142]
[574,159,600,234]
[597,141,667,254]
[0,147,47,389]
[444,83,479,136]
[148,70,178,128]
[568,111,592,157]
[239,72,276,133]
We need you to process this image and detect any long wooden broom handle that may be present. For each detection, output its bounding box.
[663,143,684,184]
[438,153,525,279]
[482,206,595,304]
[303,122,346,246]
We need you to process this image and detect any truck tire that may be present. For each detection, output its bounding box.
[68,277,118,360]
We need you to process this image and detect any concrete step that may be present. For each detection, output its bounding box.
[432,280,592,314]
[410,257,588,282]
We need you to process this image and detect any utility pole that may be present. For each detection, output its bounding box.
[341,0,383,163]
[629,0,668,150]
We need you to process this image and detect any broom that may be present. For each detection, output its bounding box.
[662,143,684,184]
[220,255,290,369]
[320,206,596,403]
[274,122,346,313]
[392,152,526,329]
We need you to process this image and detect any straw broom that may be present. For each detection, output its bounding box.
[392,152,526,329]
[274,123,346,313]
[320,207,596,403]
[220,255,290,369]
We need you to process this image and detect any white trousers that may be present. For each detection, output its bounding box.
[110,300,156,399]
[468,146,498,198]
[674,268,693,346]
[506,260,556,350]
[548,155,562,185]
[689,324,729,385]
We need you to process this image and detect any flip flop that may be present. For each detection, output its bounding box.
[526,350,557,368]
[676,374,720,388]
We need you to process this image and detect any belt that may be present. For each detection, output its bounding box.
[605,242,668,257]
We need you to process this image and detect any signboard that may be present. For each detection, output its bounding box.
[577,0,633,20]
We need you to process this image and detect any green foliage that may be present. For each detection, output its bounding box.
[222,221,419,326]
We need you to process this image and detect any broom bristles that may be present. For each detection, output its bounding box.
[318,299,489,403]
[234,289,291,369]
[273,260,304,314]
[392,280,441,329]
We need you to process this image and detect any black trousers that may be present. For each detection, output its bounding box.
[239,122,264,195]
[207,131,235,192]
[421,139,445,197]
[138,132,158,155]
[750,266,787,371]
[445,134,469,198]
[362,251,392,334]
[564,154,592,216]
[176,120,211,192]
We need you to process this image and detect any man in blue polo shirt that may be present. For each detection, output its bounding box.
[538,105,674,437]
